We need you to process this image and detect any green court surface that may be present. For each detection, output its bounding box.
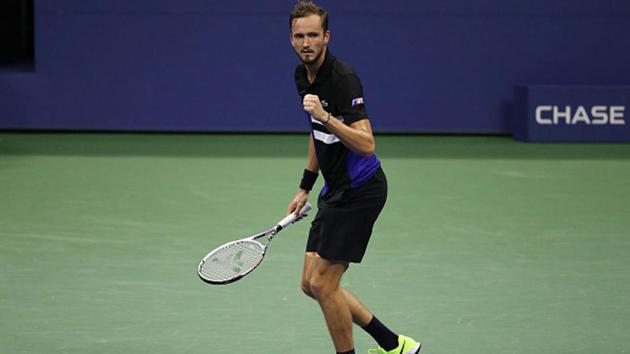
[1,133,629,354]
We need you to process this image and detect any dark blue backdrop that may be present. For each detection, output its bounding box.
[1,0,630,133]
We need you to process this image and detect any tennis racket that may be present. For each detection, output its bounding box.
[197,202,312,285]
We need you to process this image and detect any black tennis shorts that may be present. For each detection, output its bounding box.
[306,167,387,263]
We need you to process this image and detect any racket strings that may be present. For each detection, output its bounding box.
[199,241,265,282]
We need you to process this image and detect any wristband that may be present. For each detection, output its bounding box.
[299,169,319,191]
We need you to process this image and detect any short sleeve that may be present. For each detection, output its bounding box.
[336,74,368,125]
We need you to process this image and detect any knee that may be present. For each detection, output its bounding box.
[300,279,315,299]
[307,275,336,300]
[300,276,331,300]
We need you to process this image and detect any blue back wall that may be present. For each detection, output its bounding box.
[1,0,629,133]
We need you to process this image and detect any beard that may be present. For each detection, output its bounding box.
[299,48,323,65]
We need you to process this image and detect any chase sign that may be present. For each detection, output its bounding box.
[513,86,630,142]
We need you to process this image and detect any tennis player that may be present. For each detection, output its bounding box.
[286,2,421,354]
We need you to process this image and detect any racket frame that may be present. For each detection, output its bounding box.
[197,203,311,285]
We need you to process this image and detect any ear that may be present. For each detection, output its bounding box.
[323,30,330,45]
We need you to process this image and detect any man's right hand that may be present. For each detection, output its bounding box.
[287,189,310,218]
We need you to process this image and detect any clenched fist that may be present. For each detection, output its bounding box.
[303,94,328,122]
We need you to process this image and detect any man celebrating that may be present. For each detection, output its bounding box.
[286,2,421,354]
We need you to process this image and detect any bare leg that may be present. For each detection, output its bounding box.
[302,253,374,327]
[342,289,373,327]
[301,254,408,353]
[301,253,354,352]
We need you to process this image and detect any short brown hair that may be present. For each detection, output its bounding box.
[289,1,328,33]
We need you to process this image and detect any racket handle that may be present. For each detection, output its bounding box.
[278,202,312,229]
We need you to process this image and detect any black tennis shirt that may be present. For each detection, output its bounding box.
[295,50,381,197]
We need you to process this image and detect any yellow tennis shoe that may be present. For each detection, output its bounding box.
[367,334,421,354]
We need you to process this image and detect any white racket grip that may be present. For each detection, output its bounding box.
[278,202,312,229]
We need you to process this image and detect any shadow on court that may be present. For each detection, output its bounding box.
[1,132,629,160]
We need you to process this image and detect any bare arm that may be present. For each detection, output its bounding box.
[322,116,375,156]
[303,94,376,157]
[306,134,320,173]
[287,135,319,216]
